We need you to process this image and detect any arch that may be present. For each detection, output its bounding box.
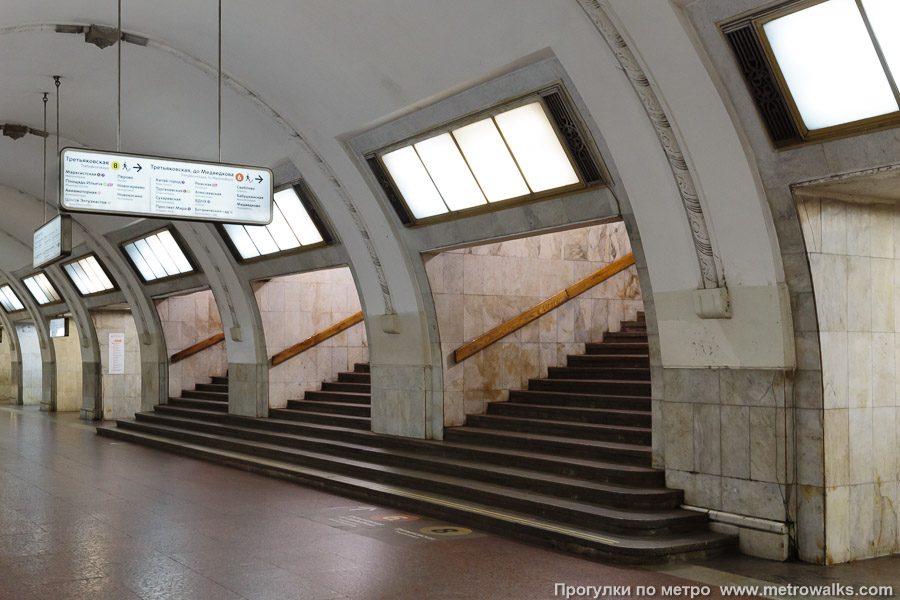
[0,306,22,405]
[44,262,101,419]
[0,269,56,410]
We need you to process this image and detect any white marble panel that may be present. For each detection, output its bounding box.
[872,333,895,407]
[820,199,847,255]
[825,486,851,563]
[824,408,849,488]
[848,332,872,409]
[871,258,894,332]
[870,205,894,259]
[846,204,871,257]
[809,253,847,332]
[849,407,874,485]
[820,331,848,410]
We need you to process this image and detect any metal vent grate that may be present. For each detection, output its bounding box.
[541,89,605,186]
[724,22,800,147]
[366,155,414,225]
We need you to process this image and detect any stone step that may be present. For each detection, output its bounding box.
[465,414,651,445]
[603,331,649,340]
[321,381,371,394]
[210,376,229,385]
[566,354,650,369]
[444,427,652,466]
[303,390,371,404]
[106,419,700,536]
[585,342,649,355]
[195,383,229,393]
[508,389,651,411]
[167,397,228,413]
[353,363,370,373]
[547,366,650,381]
[528,378,651,397]
[130,412,681,510]
[337,371,371,384]
[160,408,665,487]
[286,400,370,417]
[269,408,372,430]
[182,389,229,401]
[488,402,651,427]
[96,426,736,563]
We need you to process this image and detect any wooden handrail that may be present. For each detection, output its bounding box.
[271,311,364,366]
[453,253,635,363]
[170,332,226,364]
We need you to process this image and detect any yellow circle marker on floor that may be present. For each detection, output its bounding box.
[418,526,473,537]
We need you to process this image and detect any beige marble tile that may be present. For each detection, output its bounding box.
[871,204,894,259]
[824,408,850,488]
[809,253,848,332]
[848,332,873,408]
[850,484,876,560]
[825,486,851,563]
[797,197,822,253]
[847,255,872,332]
[820,199,848,255]
[872,407,898,484]
[750,407,778,483]
[847,203,872,257]
[849,407,874,485]
[872,333,895,407]
[720,405,749,479]
[872,258,894,332]
[664,402,693,472]
[694,404,721,476]
[820,332,848,410]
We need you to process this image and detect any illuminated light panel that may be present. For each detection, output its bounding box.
[382,146,447,218]
[451,118,530,202]
[414,133,487,211]
[763,0,898,130]
[861,0,900,84]
[0,285,24,312]
[124,230,194,282]
[64,255,115,296]
[23,273,61,305]
[494,103,579,192]
[223,186,326,260]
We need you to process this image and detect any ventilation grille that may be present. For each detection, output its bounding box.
[724,22,801,147]
[366,155,414,225]
[541,89,605,186]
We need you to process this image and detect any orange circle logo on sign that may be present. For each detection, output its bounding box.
[370,514,420,523]
[235,173,244,182]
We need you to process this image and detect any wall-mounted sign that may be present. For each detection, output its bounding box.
[108,332,125,374]
[33,214,73,269]
[60,148,274,226]
[49,317,68,338]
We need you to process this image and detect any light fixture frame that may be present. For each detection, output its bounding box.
[218,179,333,265]
[119,226,199,284]
[0,284,26,314]
[723,0,900,149]
[367,85,609,227]
[60,253,119,298]
[21,272,64,306]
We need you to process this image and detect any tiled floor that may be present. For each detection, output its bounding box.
[0,405,897,600]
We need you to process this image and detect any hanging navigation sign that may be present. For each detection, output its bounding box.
[33,214,73,269]
[60,148,274,226]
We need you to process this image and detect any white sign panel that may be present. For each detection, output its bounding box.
[108,333,125,375]
[60,148,274,225]
[33,215,72,269]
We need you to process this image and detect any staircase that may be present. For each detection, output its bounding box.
[98,313,737,563]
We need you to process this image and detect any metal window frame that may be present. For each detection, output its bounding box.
[0,284,26,313]
[366,85,608,227]
[120,226,200,284]
[218,179,333,265]
[21,272,65,306]
[60,253,120,298]
[723,0,900,149]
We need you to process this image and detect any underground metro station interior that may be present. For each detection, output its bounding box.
[2,0,900,598]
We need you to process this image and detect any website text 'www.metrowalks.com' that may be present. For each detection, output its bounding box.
[554,582,895,599]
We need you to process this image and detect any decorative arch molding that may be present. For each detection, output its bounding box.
[0,268,57,411]
[0,23,395,316]
[576,0,721,290]
[0,303,23,405]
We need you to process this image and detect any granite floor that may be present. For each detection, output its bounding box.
[0,404,897,600]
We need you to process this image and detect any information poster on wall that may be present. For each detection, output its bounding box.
[60,148,273,225]
[108,333,125,375]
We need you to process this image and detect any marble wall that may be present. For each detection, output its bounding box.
[16,324,41,406]
[424,222,643,425]
[797,196,900,562]
[52,320,83,412]
[0,328,11,402]
[91,310,141,420]
[255,266,368,408]
[157,290,227,398]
